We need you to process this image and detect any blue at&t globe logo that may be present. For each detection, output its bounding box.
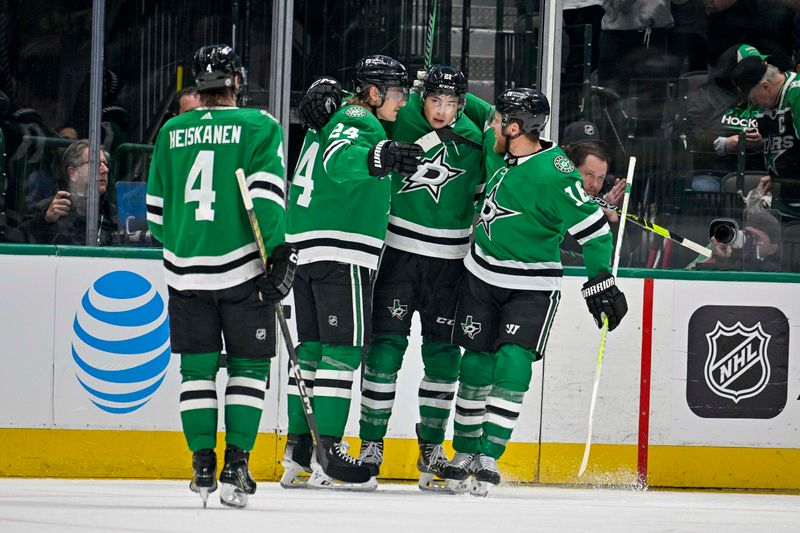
[71,271,171,414]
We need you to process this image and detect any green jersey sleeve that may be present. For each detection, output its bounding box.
[322,105,387,183]
[243,112,286,255]
[548,171,613,279]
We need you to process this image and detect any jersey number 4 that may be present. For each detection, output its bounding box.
[185,150,216,221]
[293,141,319,207]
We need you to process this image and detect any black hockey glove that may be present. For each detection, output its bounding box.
[298,76,342,131]
[581,272,628,331]
[256,243,298,304]
[367,140,424,177]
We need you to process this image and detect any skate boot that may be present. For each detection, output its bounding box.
[471,453,500,497]
[358,439,383,477]
[280,433,314,489]
[416,424,449,491]
[308,436,378,491]
[189,448,218,508]
[219,445,256,508]
[441,452,474,494]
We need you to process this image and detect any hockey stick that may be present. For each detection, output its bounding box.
[234,168,329,473]
[578,156,636,477]
[424,0,438,69]
[592,195,711,258]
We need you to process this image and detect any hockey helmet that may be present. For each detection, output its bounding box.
[193,44,247,92]
[352,55,409,98]
[422,64,467,112]
[495,88,550,134]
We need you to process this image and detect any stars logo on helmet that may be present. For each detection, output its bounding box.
[478,178,520,239]
[399,147,464,202]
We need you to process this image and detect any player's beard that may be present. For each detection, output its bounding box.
[493,132,506,154]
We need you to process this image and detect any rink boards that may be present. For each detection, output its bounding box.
[0,245,798,490]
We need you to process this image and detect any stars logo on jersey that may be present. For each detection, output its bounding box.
[478,181,520,239]
[554,155,575,173]
[388,299,408,320]
[399,147,465,202]
[461,315,482,339]
[345,106,367,118]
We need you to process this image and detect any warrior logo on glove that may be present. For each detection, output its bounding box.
[581,272,628,331]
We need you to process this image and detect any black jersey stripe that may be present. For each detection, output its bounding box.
[288,377,315,388]
[225,385,265,400]
[164,250,261,275]
[362,389,396,401]
[387,222,470,246]
[572,216,609,242]
[250,181,285,200]
[470,247,562,278]
[180,390,217,401]
[295,238,382,256]
[146,204,163,216]
[486,404,520,419]
[418,389,455,400]
[313,378,352,390]
[455,406,485,416]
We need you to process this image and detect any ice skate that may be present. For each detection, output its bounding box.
[358,439,383,477]
[219,445,256,508]
[189,448,218,508]
[307,436,378,491]
[416,425,449,492]
[280,433,314,489]
[470,453,500,497]
[442,452,474,494]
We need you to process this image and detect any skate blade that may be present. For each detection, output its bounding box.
[418,472,450,492]
[279,463,312,489]
[470,479,494,497]
[197,488,210,508]
[219,483,249,508]
[445,477,471,494]
[307,471,378,492]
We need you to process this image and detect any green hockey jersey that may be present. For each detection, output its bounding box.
[147,106,286,291]
[286,104,390,270]
[383,92,484,259]
[466,141,613,290]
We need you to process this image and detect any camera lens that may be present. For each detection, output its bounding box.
[710,220,737,245]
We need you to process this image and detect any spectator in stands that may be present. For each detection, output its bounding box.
[175,86,201,115]
[21,139,117,245]
[689,208,782,271]
[561,120,626,219]
[682,44,766,192]
[23,125,81,209]
[733,48,800,218]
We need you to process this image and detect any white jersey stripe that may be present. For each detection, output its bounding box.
[313,386,352,399]
[164,259,262,291]
[576,223,610,246]
[180,398,218,412]
[465,252,562,291]
[225,394,265,409]
[164,242,259,268]
[250,189,285,208]
[361,396,395,409]
[145,194,163,207]
[568,208,605,236]
[419,380,457,393]
[287,230,383,249]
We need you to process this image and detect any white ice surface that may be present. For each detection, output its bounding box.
[0,479,798,533]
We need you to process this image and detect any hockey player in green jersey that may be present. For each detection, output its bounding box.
[354,65,485,490]
[441,88,628,496]
[147,45,297,508]
[281,55,424,490]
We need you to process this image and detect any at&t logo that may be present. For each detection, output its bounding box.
[71,271,171,414]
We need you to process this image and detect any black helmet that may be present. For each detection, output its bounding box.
[496,88,550,133]
[193,44,247,92]
[423,65,467,110]
[352,55,409,98]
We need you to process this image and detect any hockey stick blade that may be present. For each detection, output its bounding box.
[593,195,711,258]
[578,156,636,477]
[235,168,330,475]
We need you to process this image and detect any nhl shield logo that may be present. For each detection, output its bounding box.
[703,321,771,404]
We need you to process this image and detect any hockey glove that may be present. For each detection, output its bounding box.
[298,76,342,131]
[256,243,298,304]
[581,272,628,331]
[367,140,424,177]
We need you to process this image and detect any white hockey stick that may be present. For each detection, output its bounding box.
[578,156,636,477]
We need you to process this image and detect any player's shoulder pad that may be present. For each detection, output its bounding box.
[539,142,584,181]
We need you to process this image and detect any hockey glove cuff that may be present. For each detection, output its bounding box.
[367,140,424,177]
[581,272,628,331]
[256,243,298,304]
[298,76,342,131]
